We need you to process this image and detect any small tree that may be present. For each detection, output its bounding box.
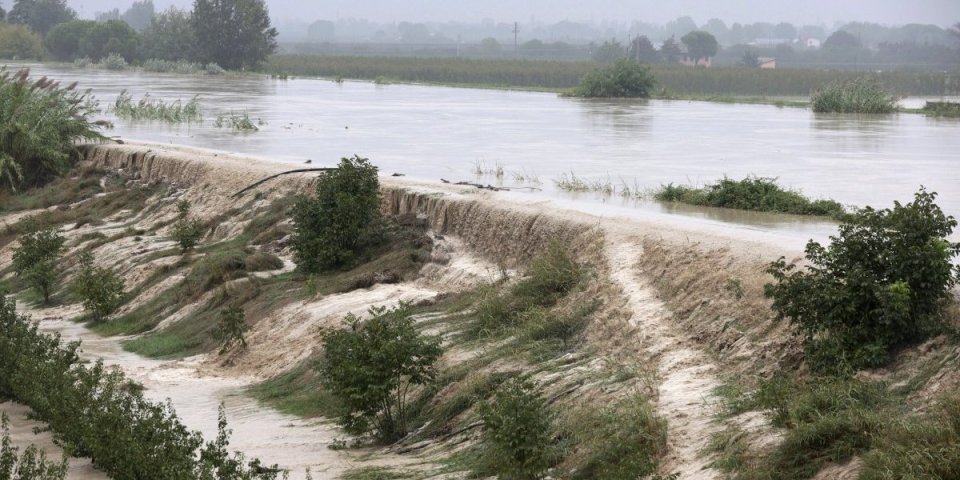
[190,0,278,70]
[479,377,556,480]
[12,221,65,304]
[72,251,125,322]
[319,303,442,442]
[765,188,960,372]
[170,199,206,252]
[292,155,381,273]
[680,30,719,64]
[571,59,656,98]
[212,305,248,354]
[591,39,625,64]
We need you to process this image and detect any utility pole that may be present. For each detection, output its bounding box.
[513,22,520,56]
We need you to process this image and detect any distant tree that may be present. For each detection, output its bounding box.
[681,30,718,64]
[773,22,797,40]
[170,199,206,253]
[665,15,697,38]
[950,23,960,43]
[628,35,660,63]
[191,0,278,70]
[71,251,125,323]
[45,19,95,60]
[140,7,195,61]
[741,50,760,67]
[121,0,154,31]
[397,21,430,43]
[702,18,729,44]
[0,2,7,21]
[307,19,334,42]
[0,22,44,59]
[659,35,682,63]
[46,19,138,61]
[94,8,119,22]
[8,0,75,36]
[592,39,625,63]
[823,30,861,50]
[479,37,501,54]
[572,59,656,98]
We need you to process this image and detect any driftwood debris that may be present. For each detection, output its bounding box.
[440,179,541,192]
[231,168,336,198]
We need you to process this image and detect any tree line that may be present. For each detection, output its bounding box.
[0,0,278,70]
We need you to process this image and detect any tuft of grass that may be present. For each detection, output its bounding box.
[340,467,413,480]
[214,111,260,131]
[110,90,202,123]
[811,77,897,114]
[122,332,187,358]
[250,360,345,419]
[654,176,845,217]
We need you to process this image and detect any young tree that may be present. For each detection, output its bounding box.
[212,305,248,354]
[170,199,206,253]
[680,30,719,64]
[190,0,278,70]
[628,35,660,63]
[479,378,556,480]
[140,7,195,61]
[0,22,44,59]
[7,0,75,36]
[13,222,65,304]
[72,251,125,322]
[292,155,381,273]
[319,303,442,442]
[766,188,960,372]
[659,35,682,63]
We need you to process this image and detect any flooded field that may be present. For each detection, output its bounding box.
[13,63,960,239]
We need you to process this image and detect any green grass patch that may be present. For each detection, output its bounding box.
[340,467,414,480]
[922,101,960,118]
[249,360,344,419]
[122,332,188,358]
[654,176,845,218]
[811,76,897,114]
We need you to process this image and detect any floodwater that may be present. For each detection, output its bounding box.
[13,63,960,241]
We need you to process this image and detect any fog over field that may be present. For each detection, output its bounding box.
[68,0,960,27]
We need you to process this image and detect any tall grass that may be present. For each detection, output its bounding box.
[0,68,106,191]
[811,77,898,113]
[266,55,957,96]
[111,90,203,123]
[214,112,261,131]
[654,176,846,217]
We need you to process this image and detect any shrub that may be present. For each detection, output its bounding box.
[99,52,128,70]
[654,176,845,217]
[292,155,382,273]
[213,305,249,354]
[571,59,656,98]
[170,199,206,252]
[0,23,44,60]
[811,77,897,114]
[0,68,106,191]
[214,112,259,131]
[12,222,66,304]
[765,188,960,372]
[72,251,125,322]
[319,303,442,442]
[479,377,556,480]
[0,414,68,479]
[205,63,226,75]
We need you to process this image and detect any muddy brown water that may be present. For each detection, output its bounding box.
[11,63,960,241]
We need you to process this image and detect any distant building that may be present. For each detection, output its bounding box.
[678,46,712,67]
[758,57,777,69]
[803,38,822,49]
[750,37,793,47]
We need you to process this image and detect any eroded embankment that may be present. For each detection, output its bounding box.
[14,142,955,479]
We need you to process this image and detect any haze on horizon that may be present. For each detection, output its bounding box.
[67,0,960,28]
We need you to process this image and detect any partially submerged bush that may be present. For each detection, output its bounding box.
[0,68,106,191]
[13,221,66,304]
[479,377,557,480]
[111,90,202,123]
[811,76,897,114]
[292,155,382,273]
[99,52,128,70]
[571,59,655,98]
[213,305,249,354]
[319,303,442,442]
[655,176,845,217]
[765,188,960,372]
[72,251,125,322]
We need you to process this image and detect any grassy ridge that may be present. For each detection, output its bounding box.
[266,55,957,97]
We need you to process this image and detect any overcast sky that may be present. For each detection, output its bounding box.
[66,0,960,27]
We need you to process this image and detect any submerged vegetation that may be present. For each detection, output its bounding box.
[654,176,846,217]
[111,90,203,123]
[922,101,960,118]
[570,59,656,98]
[811,76,897,114]
[214,112,262,131]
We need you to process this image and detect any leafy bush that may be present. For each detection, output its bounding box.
[213,305,249,354]
[765,188,960,372]
[0,23,44,60]
[0,295,280,479]
[654,176,845,217]
[170,199,206,252]
[319,303,442,442]
[571,59,656,98]
[72,251,125,322]
[478,377,556,480]
[0,68,106,191]
[292,155,382,273]
[811,77,897,113]
[0,414,68,479]
[12,222,66,304]
[100,52,129,70]
[214,112,259,131]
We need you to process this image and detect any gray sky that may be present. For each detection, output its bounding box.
[67,0,960,27]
